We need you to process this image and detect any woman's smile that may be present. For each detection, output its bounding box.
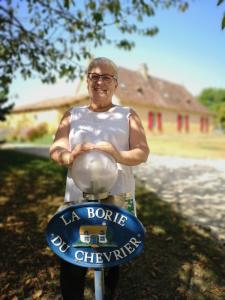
[94,87,107,93]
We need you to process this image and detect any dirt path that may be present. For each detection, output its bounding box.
[1,144,50,157]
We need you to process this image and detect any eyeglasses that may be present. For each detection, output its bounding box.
[88,73,117,83]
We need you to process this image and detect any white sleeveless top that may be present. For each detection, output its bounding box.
[64,105,135,203]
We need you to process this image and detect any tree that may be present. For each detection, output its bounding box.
[0,78,14,121]
[218,0,225,30]
[0,0,192,121]
[0,0,223,121]
[217,105,225,130]
[198,88,225,130]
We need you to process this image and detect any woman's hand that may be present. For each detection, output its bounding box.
[71,143,95,160]
[59,149,73,166]
[58,143,95,167]
[94,141,121,162]
[58,142,121,167]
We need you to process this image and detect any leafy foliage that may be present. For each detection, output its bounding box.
[217,0,225,29]
[0,0,190,120]
[222,12,225,30]
[0,76,14,121]
[217,0,224,6]
[197,88,225,130]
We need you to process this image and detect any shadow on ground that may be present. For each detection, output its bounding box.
[0,150,225,300]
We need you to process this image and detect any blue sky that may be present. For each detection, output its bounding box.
[10,1,225,106]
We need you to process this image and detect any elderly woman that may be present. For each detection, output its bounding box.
[50,57,149,300]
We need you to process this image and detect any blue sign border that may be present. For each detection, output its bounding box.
[46,203,145,268]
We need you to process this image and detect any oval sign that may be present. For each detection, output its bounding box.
[46,203,145,268]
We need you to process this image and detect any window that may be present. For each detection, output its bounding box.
[99,235,107,243]
[136,87,144,95]
[83,236,90,243]
[148,112,154,130]
[157,112,162,132]
[148,112,163,131]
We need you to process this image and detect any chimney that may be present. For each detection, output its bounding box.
[139,63,149,81]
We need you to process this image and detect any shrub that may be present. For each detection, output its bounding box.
[26,123,48,141]
[9,122,49,142]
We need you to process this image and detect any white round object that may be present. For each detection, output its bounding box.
[71,150,118,194]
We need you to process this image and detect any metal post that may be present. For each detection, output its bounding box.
[94,268,104,300]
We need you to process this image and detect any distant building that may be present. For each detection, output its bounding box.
[4,64,213,136]
[114,65,213,134]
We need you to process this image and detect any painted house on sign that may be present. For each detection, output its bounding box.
[79,225,108,246]
[5,64,213,136]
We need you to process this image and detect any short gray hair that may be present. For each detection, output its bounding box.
[87,57,118,79]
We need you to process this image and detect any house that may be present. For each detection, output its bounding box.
[79,225,108,246]
[113,64,213,134]
[4,64,213,136]
[5,95,89,135]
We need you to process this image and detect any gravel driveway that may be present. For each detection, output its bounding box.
[134,155,225,242]
[3,144,225,241]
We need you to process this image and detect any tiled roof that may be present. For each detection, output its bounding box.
[13,66,212,115]
[116,67,211,114]
[13,95,88,113]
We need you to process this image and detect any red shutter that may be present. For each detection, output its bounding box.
[177,114,182,132]
[148,112,153,130]
[157,113,162,132]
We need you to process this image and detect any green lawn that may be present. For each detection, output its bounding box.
[32,134,54,145]
[8,134,54,145]
[1,150,225,299]
[147,133,225,159]
[8,133,225,159]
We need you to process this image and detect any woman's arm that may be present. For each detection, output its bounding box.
[121,108,150,165]
[49,110,94,166]
[94,109,150,166]
[49,110,72,166]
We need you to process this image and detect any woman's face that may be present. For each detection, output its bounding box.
[87,61,118,104]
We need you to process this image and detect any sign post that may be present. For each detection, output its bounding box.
[46,202,145,299]
[94,268,104,300]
